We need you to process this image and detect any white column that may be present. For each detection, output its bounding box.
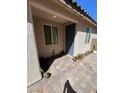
[27,3,41,86]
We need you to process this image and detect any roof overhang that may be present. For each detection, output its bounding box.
[58,0,97,27]
[29,0,97,27]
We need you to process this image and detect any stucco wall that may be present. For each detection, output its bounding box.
[27,5,41,86]
[74,22,97,56]
[33,16,64,58]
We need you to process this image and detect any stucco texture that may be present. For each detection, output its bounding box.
[33,16,65,58]
[74,22,97,56]
[27,5,41,86]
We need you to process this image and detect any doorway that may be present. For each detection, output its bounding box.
[65,24,76,55]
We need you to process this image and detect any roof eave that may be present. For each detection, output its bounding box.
[60,0,97,26]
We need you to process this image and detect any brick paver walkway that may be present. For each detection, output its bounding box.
[28,53,97,93]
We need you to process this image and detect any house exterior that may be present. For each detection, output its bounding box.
[27,0,97,87]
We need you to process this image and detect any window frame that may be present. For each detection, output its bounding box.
[43,24,59,46]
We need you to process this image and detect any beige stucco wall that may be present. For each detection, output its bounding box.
[30,0,97,57]
[33,16,64,58]
[32,16,97,57]
[27,5,41,86]
[74,22,97,56]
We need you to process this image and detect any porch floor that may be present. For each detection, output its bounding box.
[39,53,65,72]
[28,53,97,93]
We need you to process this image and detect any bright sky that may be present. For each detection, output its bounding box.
[76,0,97,21]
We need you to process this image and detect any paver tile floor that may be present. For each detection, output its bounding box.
[28,53,97,93]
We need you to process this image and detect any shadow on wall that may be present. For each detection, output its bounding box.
[63,80,77,93]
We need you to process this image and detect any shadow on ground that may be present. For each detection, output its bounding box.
[39,52,65,72]
[63,80,77,93]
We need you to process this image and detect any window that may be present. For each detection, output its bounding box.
[52,26,58,44]
[44,25,52,45]
[43,25,58,45]
[85,27,92,44]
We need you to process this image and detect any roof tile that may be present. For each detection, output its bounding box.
[64,0,97,24]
